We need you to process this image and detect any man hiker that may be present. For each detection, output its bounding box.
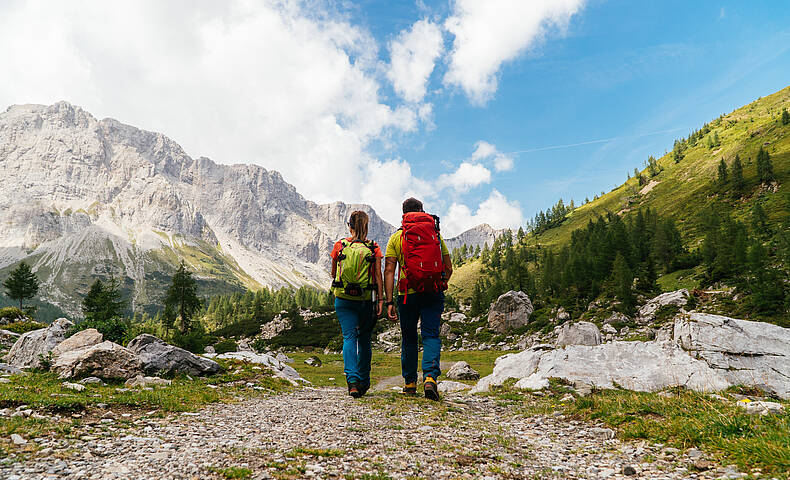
[384,197,452,400]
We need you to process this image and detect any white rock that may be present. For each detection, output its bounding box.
[446,361,480,380]
[206,351,306,384]
[52,328,103,357]
[638,289,689,320]
[487,291,533,333]
[4,318,73,369]
[125,375,172,388]
[556,322,602,346]
[10,433,26,445]
[62,382,86,392]
[737,400,784,416]
[53,341,143,380]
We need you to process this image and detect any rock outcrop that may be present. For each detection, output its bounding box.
[674,313,790,399]
[51,329,103,357]
[474,312,790,399]
[127,334,221,376]
[53,341,143,379]
[4,318,73,369]
[556,322,602,346]
[487,291,533,333]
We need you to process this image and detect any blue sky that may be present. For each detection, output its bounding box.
[1,1,789,235]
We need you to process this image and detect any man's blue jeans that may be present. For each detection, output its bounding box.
[334,298,374,387]
[397,292,444,383]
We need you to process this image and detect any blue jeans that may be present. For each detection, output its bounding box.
[398,292,444,383]
[334,298,375,387]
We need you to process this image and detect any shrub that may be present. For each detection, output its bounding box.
[0,306,27,323]
[214,339,238,354]
[3,320,46,334]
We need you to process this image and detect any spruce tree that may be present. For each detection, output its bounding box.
[751,202,769,236]
[717,158,728,184]
[82,277,126,322]
[609,253,635,314]
[3,262,39,309]
[163,262,202,335]
[756,147,774,183]
[731,154,745,194]
[782,107,789,125]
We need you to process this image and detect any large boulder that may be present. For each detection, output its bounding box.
[556,321,602,346]
[127,334,221,376]
[638,289,690,321]
[674,313,790,399]
[52,329,103,357]
[472,340,729,394]
[474,312,790,400]
[205,351,305,384]
[53,341,143,379]
[4,318,73,369]
[487,291,534,333]
[446,361,480,380]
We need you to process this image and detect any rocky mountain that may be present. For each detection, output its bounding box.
[0,102,396,317]
[444,224,502,251]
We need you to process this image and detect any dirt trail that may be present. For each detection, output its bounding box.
[1,387,731,480]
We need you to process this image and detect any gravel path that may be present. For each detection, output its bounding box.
[2,387,735,480]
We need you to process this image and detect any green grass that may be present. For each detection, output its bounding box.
[0,359,293,446]
[657,266,705,292]
[1,320,47,334]
[288,349,510,387]
[209,466,253,479]
[487,384,790,478]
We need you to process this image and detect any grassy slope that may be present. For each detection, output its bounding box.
[450,86,790,299]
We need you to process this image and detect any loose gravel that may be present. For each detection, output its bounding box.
[1,387,741,479]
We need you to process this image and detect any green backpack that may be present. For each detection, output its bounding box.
[332,239,377,300]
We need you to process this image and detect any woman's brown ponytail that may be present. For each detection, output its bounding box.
[349,211,369,241]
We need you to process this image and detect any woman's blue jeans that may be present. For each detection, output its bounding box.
[334,298,375,387]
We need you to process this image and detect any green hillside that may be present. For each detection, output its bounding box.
[449,85,790,322]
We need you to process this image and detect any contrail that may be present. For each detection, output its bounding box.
[504,126,689,156]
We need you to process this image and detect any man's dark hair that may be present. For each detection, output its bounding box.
[402,197,424,214]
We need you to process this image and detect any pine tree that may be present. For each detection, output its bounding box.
[751,202,769,236]
[717,158,728,184]
[782,107,789,125]
[163,262,202,334]
[608,253,635,314]
[3,262,39,309]
[731,154,745,194]
[756,147,774,183]
[82,277,126,322]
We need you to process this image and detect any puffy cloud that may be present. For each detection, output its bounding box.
[444,0,584,104]
[443,190,523,237]
[436,162,492,193]
[387,19,444,103]
[0,0,418,222]
[471,140,514,172]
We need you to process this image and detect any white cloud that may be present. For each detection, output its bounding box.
[436,162,492,193]
[387,19,444,103]
[471,140,514,172]
[0,0,421,224]
[443,190,523,237]
[444,0,584,104]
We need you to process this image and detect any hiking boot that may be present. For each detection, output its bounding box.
[348,383,361,398]
[402,382,417,395]
[423,376,440,401]
[358,382,370,396]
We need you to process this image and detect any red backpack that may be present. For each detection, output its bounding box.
[398,212,448,297]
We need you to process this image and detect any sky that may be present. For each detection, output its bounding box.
[1,0,789,237]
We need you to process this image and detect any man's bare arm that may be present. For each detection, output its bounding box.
[384,257,397,301]
[443,254,453,282]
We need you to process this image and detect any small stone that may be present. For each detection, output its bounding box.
[622,465,637,476]
[10,433,27,445]
[693,459,715,471]
[62,382,86,392]
[304,356,322,367]
[79,377,105,385]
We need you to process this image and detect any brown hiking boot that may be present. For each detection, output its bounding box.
[424,376,440,401]
[348,383,361,398]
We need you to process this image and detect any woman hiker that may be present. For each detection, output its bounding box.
[331,210,384,398]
